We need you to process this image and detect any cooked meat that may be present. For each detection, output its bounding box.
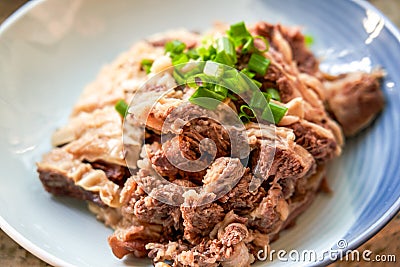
[36,20,385,267]
[324,70,385,136]
[252,22,319,74]
[38,168,105,207]
[181,202,225,244]
[90,161,131,187]
[289,120,340,162]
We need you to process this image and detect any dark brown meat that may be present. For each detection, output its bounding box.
[253,22,319,74]
[181,203,225,244]
[248,184,287,235]
[179,118,231,160]
[218,169,266,213]
[289,120,339,162]
[90,161,131,187]
[324,71,385,136]
[38,169,105,207]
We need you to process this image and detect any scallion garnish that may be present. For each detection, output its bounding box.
[165,40,186,54]
[305,35,314,47]
[216,37,236,64]
[189,87,226,110]
[141,59,153,74]
[248,53,271,76]
[240,105,256,118]
[266,88,281,101]
[262,102,288,124]
[227,21,252,46]
[115,99,129,117]
[240,68,256,79]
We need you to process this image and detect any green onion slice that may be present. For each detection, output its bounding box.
[165,40,186,54]
[115,99,129,117]
[266,88,281,101]
[262,102,288,124]
[248,53,271,76]
[189,87,226,110]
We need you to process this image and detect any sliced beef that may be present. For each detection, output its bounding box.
[323,70,385,136]
[38,169,105,207]
[289,120,339,162]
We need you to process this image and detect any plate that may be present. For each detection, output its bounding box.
[0,0,399,266]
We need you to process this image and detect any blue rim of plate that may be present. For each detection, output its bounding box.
[0,0,399,266]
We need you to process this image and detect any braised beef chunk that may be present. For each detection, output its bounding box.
[179,118,231,160]
[38,170,105,207]
[289,120,339,162]
[36,20,386,267]
[253,22,319,74]
[181,203,225,244]
[324,70,385,136]
[90,161,131,187]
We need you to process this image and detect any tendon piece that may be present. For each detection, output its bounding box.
[37,148,121,207]
[324,70,385,136]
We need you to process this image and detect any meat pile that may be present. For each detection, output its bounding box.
[37,22,384,266]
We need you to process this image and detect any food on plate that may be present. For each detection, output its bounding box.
[37,21,384,266]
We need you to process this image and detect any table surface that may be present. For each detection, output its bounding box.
[0,0,399,266]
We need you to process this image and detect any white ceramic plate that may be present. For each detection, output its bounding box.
[1,0,400,266]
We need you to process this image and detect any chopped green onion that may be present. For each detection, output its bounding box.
[262,102,288,124]
[216,37,237,63]
[141,59,153,74]
[241,37,254,54]
[240,105,255,118]
[214,51,236,66]
[189,87,225,110]
[305,35,314,47]
[239,112,251,123]
[171,53,189,65]
[214,85,228,98]
[203,61,224,78]
[165,40,186,54]
[173,69,186,85]
[248,53,270,76]
[253,35,270,53]
[250,91,270,110]
[187,49,199,59]
[266,88,281,101]
[240,68,256,79]
[115,99,129,117]
[251,78,262,88]
[227,93,238,101]
[227,21,252,46]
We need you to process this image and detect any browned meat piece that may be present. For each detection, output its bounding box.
[248,184,288,235]
[324,70,385,136]
[179,118,231,160]
[132,196,181,230]
[38,169,105,207]
[90,161,131,187]
[146,142,207,185]
[218,169,267,212]
[181,202,225,244]
[289,120,340,162]
[246,124,316,189]
[253,22,319,74]
[108,219,163,259]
